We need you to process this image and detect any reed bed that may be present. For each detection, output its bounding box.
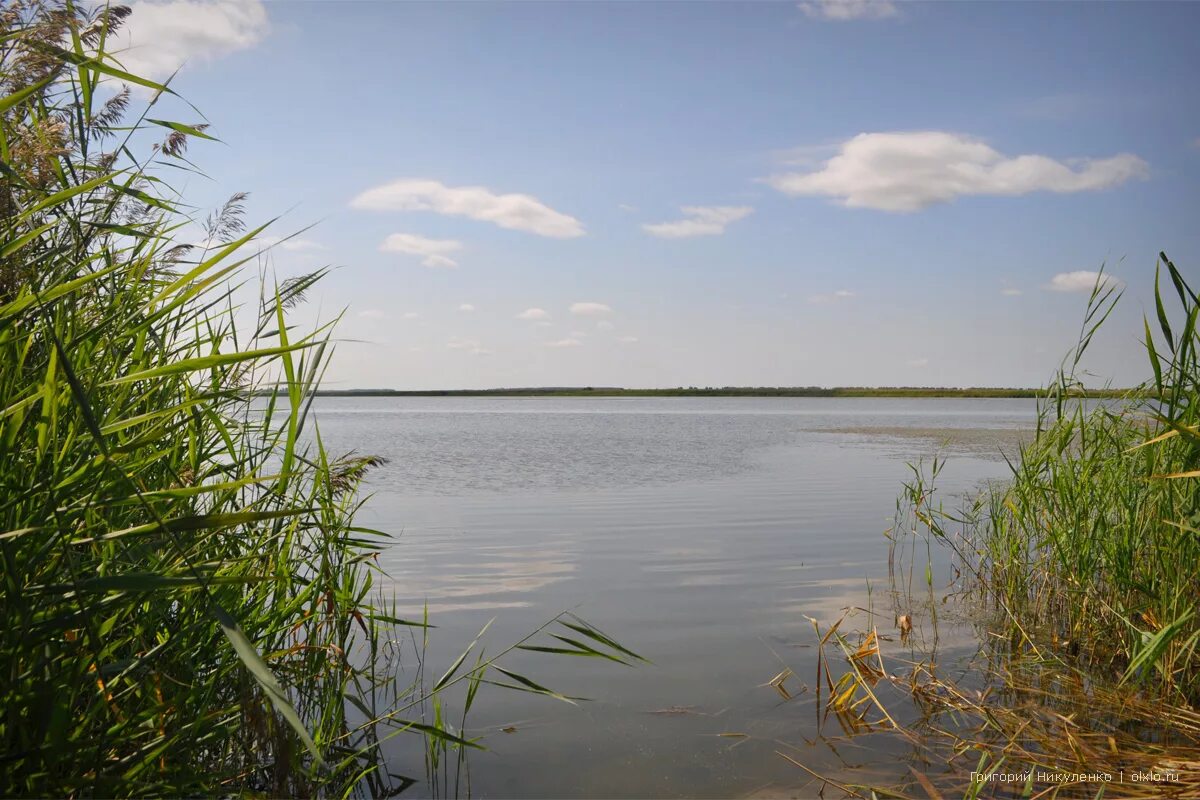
[0,3,639,796]
[793,610,1200,799]
[779,257,1200,797]
[902,254,1200,706]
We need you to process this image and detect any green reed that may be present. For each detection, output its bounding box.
[0,4,640,796]
[776,258,1200,798]
[900,254,1200,707]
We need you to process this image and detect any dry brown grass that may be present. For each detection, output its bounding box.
[788,610,1200,799]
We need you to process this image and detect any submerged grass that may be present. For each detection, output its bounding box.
[915,254,1200,704]
[796,610,1200,799]
[777,258,1200,797]
[0,3,640,796]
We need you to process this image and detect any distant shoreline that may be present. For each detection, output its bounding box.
[311,386,1131,399]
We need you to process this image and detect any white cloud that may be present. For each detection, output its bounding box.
[773,143,839,168]
[765,132,1148,212]
[808,289,855,304]
[357,309,386,319]
[618,203,638,212]
[259,235,328,253]
[351,179,584,238]
[113,0,269,80]
[799,0,898,20]
[403,312,420,320]
[596,320,614,330]
[619,336,639,344]
[643,206,753,238]
[379,233,463,268]
[570,302,612,317]
[546,338,582,348]
[447,337,491,355]
[569,330,588,338]
[1045,271,1123,293]
[907,357,930,368]
[516,307,550,321]
[1001,288,1023,296]
[459,303,476,312]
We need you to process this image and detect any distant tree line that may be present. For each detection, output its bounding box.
[311,386,1132,399]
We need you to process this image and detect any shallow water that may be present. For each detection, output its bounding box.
[312,397,1036,797]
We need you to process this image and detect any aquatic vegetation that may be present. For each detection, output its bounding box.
[0,3,639,796]
[797,610,1200,799]
[780,257,1200,797]
[919,255,1200,705]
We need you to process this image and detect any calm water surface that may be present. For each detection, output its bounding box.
[313,397,1036,798]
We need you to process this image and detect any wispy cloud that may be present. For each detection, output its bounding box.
[643,206,753,238]
[1045,270,1123,293]
[596,320,614,330]
[516,307,550,321]
[357,309,387,319]
[447,337,491,355]
[459,303,476,312]
[351,179,584,238]
[772,143,840,168]
[1001,287,1023,296]
[379,233,462,268]
[259,235,328,253]
[113,0,270,80]
[808,289,856,304]
[906,357,930,368]
[619,336,639,344]
[546,338,583,348]
[766,132,1147,212]
[402,312,420,320]
[799,0,898,21]
[570,302,613,317]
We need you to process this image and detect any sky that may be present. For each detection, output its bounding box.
[109,0,1200,389]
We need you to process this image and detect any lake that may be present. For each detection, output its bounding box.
[313,396,1037,798]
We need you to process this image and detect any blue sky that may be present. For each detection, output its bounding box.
[114,0,1200,389]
